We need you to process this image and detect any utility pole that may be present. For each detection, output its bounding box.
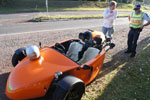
[46,0,48,14]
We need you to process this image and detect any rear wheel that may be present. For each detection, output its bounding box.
[52,76,85,100]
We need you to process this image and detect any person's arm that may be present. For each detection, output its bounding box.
[142,21,150,27]
[103,8,111,19]
[128,12,132,21]
[141,13,150,28]
[128,15,130,21]
[108,10,117,20]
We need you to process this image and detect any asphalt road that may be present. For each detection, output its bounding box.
[0,18,129,35]
[0,11,131,35]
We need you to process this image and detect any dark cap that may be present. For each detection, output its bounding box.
[134,4,141,10]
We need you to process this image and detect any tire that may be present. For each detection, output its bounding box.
[12,48,26,67]
[52,76,85,100]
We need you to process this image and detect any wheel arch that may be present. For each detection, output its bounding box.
[57,75,85,91]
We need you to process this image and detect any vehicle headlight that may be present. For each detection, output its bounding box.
[26,45,40,61]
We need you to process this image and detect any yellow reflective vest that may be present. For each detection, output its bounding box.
[130,11,144,28]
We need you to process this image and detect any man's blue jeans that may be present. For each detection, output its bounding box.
[102,26,114,40]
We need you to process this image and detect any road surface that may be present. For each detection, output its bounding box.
[0,18,129,35]
[0,11,131,35]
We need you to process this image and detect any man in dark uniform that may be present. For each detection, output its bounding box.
[125,4,150,57]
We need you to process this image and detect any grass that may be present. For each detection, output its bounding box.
[0,8,46,13]
[82,43,150,100]
[1,7,150,13]
[1,3,150,13]
[30,14,129,22]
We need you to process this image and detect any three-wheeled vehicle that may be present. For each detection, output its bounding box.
[6,30,114,100]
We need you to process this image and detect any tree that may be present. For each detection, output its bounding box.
[0,0,15,7]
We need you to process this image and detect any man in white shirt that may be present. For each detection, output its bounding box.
[102,1,118,41]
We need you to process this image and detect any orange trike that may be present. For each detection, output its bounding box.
[6,30,114,100]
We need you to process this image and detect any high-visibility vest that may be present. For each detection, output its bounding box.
[130,11,144,28]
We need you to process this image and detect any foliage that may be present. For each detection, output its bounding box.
[0,0,145,7]
[0,0,15,7]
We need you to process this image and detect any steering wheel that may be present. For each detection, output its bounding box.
[54,43,66,54]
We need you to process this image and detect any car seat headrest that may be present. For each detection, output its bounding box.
[79,32,84,41]
[79,31,92,42]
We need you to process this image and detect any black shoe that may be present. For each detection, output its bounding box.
[110,43,115,49]
[130,53,136,57]
[124,50,131,54]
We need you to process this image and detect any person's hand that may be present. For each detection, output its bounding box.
[105,16,109,19]
[139,25,144,32]
[110,10,113,13]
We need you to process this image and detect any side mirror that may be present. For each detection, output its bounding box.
[82,65,91,70]
[39,42,42,48]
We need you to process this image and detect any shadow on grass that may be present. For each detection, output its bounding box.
[0,72,10,100]
[95,37,150,100]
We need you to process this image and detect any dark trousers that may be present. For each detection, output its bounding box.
[127,28,141,54]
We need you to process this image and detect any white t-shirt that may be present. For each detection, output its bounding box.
[102,8,118,28]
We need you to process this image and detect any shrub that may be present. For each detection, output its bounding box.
[0,0,16,7]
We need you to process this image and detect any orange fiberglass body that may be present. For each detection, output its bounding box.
[6,30,114,100]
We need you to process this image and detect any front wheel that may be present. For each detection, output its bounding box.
[52,76,85,100]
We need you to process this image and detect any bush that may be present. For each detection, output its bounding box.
[0,0,16,7]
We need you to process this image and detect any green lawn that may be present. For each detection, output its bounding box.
[82,42,150,100]
[0,5,150,13]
